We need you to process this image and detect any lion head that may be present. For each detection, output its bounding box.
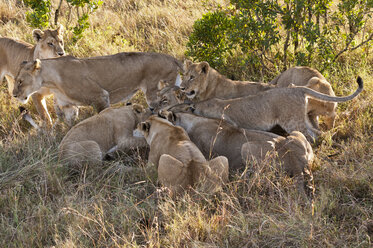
[13,60,43,104]
[33,25,65,59]
[180,60,210,100]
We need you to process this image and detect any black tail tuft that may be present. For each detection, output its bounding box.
[357,76,363,89]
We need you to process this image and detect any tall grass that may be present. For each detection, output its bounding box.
[0,0,372,247]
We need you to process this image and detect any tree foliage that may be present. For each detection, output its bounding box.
[23,0,102,42]
[186,0,373,79]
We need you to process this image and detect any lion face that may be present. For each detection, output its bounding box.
[13,60,43,104]
[180,61,210,100]
[33,25,65,59]
[154,82,186,112]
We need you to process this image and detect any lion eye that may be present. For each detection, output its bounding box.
[48,42,54,47]
[18,80,23,86]
[189,75,195,81]
[162,98,168,103]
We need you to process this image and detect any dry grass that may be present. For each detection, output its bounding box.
[0,0,372,247]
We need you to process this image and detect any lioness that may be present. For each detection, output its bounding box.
[58,104,151,166]
[181,60,274,101]
[137,116,229,195]
[169,77,363,141]
[0,25,65,126]
[270,66,337,129]
[158,110,313,192]
[12,52,182,125]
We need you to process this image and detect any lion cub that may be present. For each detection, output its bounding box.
[59,104,151,166]
[137,116,229,195]
[270,66,337,129]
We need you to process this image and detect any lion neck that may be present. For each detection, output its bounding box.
[175,113,204,132]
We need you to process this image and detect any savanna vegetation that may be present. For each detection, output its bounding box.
[0,0,372,247]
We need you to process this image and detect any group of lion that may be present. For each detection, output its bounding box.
[1,26,363,196]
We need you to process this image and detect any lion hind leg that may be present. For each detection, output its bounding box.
[59,140,102,167]
[158,154,189,195]
[201,156,229,193]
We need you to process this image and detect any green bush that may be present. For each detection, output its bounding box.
[186,0,373,80]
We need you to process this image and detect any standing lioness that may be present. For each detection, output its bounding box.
[137,116,229,195]
[12,52,182,124]
[0,25,65,126]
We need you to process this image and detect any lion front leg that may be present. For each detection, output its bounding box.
[31,92,53,127]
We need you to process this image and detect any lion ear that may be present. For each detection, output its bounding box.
[157,80,167,90]
[56,24,64,35]
[165,111,176,123]
[184,59,193,71]
[132,104,144,114]
[138,121,150,133]
[199,61,209,74]
[32,29,44,42]
[33,59,41,73]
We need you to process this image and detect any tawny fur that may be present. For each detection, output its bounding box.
[0,26,65,126]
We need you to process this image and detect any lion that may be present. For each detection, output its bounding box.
[12,52,183,125]
[168,77,363,142]
[270,66,337,129]
[137,115,229,195]
[180,60,274,101]
[58,104,151,167]
[158,110,313,192]
[0,25,65,126]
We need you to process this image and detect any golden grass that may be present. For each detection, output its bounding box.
[0,0,372,247]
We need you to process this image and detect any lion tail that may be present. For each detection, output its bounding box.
[301,76,363,102]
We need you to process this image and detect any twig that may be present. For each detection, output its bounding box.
[54,0,63,26]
